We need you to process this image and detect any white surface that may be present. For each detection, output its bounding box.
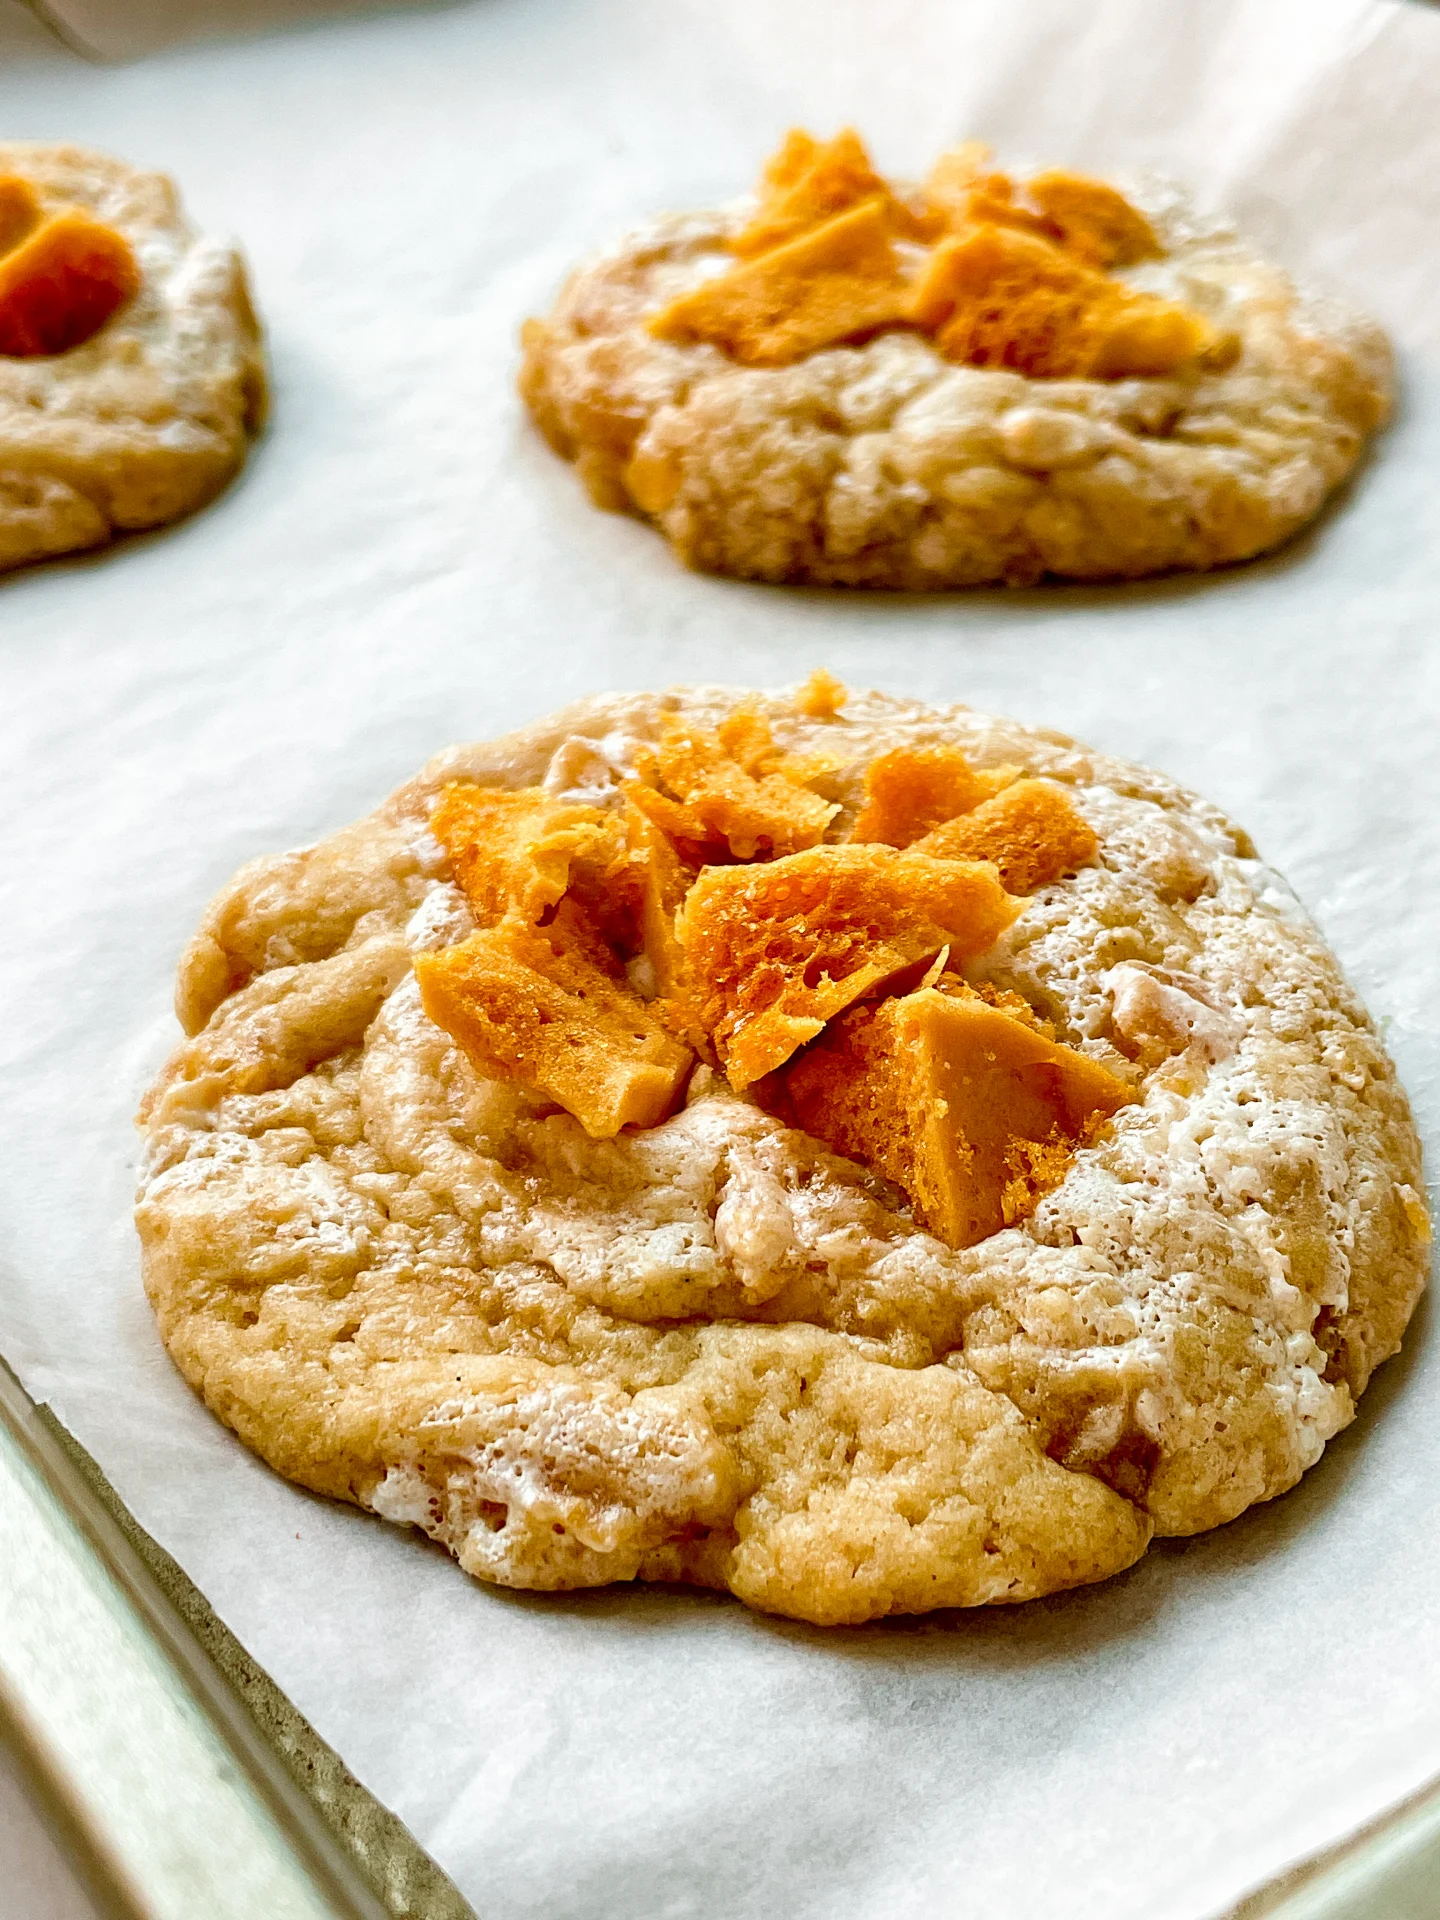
[1,2,1439,1916]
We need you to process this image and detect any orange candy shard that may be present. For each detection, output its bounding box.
[431,780,687,988]
[415,920,693,1140]
[418,711,1109,1228]
[849,745,1016,848]
[793,668,848,720]
[625,712,838,862]
[430,783,619,928]
[732,127,889,258]
[923,144,994,225]
[914,778,1098,894]
[911,222,1214,380]
[1026,171,1161,270]
[675,844,1020,1089]
[731,127,934,259]
[926,167,1161,270]
[0,208,139,358]
[760,129,824,195]
[606,793,690,1000]
[947,171,1062,247]
[783,984,1133,1248]
[0,175,41,257]
[425,783,695,1134]
[653,129,1221,383]
[649,195,913,369]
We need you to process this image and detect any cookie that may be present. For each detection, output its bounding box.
[521,131,1391,586]
[0,144,265,574]
[135,680,1428,1625]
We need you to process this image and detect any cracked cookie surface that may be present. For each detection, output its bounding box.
[0,143,265,573]
[135,686,1428,1624]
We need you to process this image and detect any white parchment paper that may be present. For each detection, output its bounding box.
[2,2,1440,1914]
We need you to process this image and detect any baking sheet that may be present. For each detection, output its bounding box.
[2,0,1440,1914]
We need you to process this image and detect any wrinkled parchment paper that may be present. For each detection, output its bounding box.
[3,1,1440,1913]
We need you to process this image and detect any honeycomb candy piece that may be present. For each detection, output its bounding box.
[430,783,619,927]
[792,668,848,720]
[849,745,1017,847]
[615,793,689,999]
[0,175,42,257]
[649,196,913,370]
[923,144,993,225]
[676,843,1019,1088]
[921,156,1159,271]
[910,222,1215,380]
[760,129,824,195]
[0,209,139,357]
[624,712,838,861]
[733,127,887,257]
[715,705,810,776]
[1025,171,1161,270]
[914,778,1097,894]
[783,984,1132,1248]
[1090,301,1238,380]
[415,919,693,1139]
[950,171,1062,246]
[431,783,688,1003]
[731,127,934,259]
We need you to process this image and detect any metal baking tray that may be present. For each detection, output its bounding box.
[0,1354,472,1920]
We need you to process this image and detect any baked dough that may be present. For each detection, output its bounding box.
[0,144,265,573]
[521,140,1392,587]
[136,686,1429,1624]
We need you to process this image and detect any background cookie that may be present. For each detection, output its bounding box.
[134,685,1428,1625]
[0,142,265,573]
[522,134,1392,587]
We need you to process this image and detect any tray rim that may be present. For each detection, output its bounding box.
[0,1352,417,1920]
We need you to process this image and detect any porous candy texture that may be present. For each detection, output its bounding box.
[0,144,265,573]
[521,130,1392,586]
[136,686,1429,1624]
[782,982,1132,1249]
[675,844,1022,1088]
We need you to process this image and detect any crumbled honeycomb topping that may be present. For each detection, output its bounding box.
[623,709,838,860]
[0,175,40,255]
[675,843,1019,1088]
[414,917,693,1139]
[849,744,1017,847]
[912,777,1099,894]
[649,195,913,370]
[1025,171,1162,270]
[793,667,849,720]
[912,223,1219,381]
[647,129,1233,381]
[421,782,693,1138]
[430,783,620,927]
[729,128,934,260]
[420,681,1127,1238]
[0,185,138,358]
[614,795,690,1000]
[782,981,1132,1248]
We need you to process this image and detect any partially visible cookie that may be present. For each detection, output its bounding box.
[522,131,1391,586]
[135,680,1429,1625]
[0,143,266,573]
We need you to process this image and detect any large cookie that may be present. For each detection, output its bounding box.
[135,684,1429,1625]
[521,132,1391,586]
[0,143,265,573]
